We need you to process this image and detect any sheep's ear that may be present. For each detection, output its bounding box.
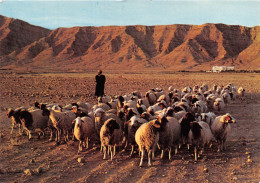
[152,120,161,129]
[224,116,231,123]
[72,120,76,124]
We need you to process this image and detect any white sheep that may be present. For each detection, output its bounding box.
[192,100,208,113]
[124,115,147,157]
[135,116,167,167]
[18,109,49,139]
[200,112,217,126]
[237,87,246,100]
[137,98,150,109]
[73,116,94,152]
[221,91,231,105]
[188,121,213,161]
[211,113,236,152]
[213,98,225,111]
[42,107,76,144]
[145,91,157,106]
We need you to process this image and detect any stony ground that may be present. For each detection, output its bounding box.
[0,71,259,183]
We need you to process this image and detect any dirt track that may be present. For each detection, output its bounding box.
[0,72,259,183]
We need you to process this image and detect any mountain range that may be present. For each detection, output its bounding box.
[0,15,259,71]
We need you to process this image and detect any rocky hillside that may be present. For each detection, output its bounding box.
[0,15,259,71]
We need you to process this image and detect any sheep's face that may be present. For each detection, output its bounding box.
[7,109,14,118]
[224,114,236,124]
[107,119,120,133]
[156,116,168,130]
[42,109,50,116]
[190,122,202,140]
[183,112,195,122]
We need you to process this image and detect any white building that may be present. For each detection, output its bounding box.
[212,66,235,72]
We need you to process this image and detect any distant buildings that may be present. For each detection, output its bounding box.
[212,66,235,72]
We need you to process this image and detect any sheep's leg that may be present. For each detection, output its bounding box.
[28,131,32,140]
[103,146,107,160]
[169,147,172,160]
[113,145,116,156]
[55,129,58,142]
[49,127,54,142]
[160,149,164,159]
[110,146,114,160]
[66,130,69,142]
[194,146,198,161]
[78,141,83,153]
[152,151,155,159]
[148,150,153,167]
[175,145,178,155]
[86,137,89,150]
[18,124,23,135]
[217,140,221,152]
[10,125,14,135]
[139,149,144,167]
[187,144,190,150]
[222,140,226,151]
[130,145,134,157]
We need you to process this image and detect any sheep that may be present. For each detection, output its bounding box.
[159,114,181,159]
[7,107,26,135]
[221,91,231,105]
[73,116,94,153]
[211,113,236,152]
[117,95,125,109]
[147,101,166,116]
[157,94,170,106]
[124,115,147,157]
[98,96,110,104]
[237,87,246,100]
[42,107,76,144]
[192,100,208,113]
[213,98,225,111]
[206,94,219,109]
[179,112,196,149]
[18,109,49,139]
[145,91,157,106]
[135,116,168,167]
[137,98,150,109]
[94,108,119,137]
[168,86,174,92]
[200,112,217,126]
[188,121,213,161]
[131,91,142,98]
[92,103,111,112]
[100,118,122,160]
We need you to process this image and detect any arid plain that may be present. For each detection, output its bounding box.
[0,71,259,182]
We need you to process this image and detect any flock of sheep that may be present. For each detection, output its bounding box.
[7,83,246,167]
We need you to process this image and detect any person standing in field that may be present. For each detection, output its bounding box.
[95,70,106,98]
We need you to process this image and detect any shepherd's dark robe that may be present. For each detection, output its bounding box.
[95,74,106,97]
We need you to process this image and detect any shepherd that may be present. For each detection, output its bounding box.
[95,70,106,98]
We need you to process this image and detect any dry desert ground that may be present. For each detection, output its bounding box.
[0,71,259,183]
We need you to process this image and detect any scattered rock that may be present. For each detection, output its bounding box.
[203,168,209,173]
[246,159,253,163]
[0,133,4,138]
[24,169,32,176]
[30,159,35,163]
[77,158,85,163]
[232,177,238,181]
[36,167,43,174]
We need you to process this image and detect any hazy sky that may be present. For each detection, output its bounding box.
[0,0,259,29]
